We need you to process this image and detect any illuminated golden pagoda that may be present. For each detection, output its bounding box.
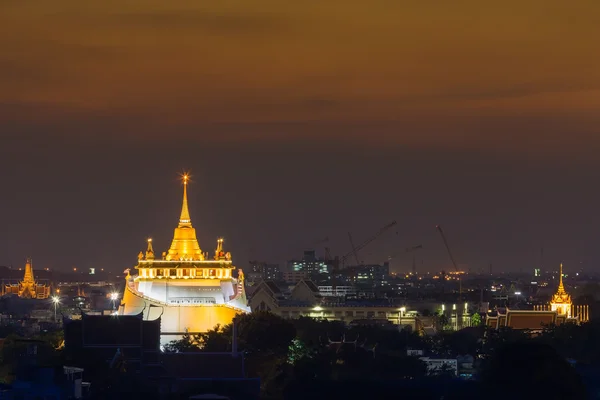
[165,175,205,261]
[119,175,249,346]
[550,263,572,317]
[2,258,50,299]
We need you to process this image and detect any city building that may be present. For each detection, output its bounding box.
[317,285,357,298]
[247,261,281,284]
[118,176,250,345]
[347,263,390,286]
[249,280,473,332]
[2,258,50,299]
[287,251,329,281]
[282,271,308,283]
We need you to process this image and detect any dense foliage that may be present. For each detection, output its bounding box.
[165,314,597,399]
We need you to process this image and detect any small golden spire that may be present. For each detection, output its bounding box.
[557,262,565,294]
[146,238,155,260]
[179,173,192,227]
[215,238,224,260]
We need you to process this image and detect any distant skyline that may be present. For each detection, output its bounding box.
[1,1,600,273]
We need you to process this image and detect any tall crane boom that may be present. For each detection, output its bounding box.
[436,225,462,299]
[341,221,397,264]
[436,225,459,272]
[347,232,361,265]
[331,220,397,292]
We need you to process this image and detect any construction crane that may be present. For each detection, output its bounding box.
[347,232,361,264]
[436,225,461,299]
[386,245,423,274]
[331,220,397,291]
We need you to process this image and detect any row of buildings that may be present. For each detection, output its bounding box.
[248,252,390,286]
[1,178,590,347]
[114,178,590,346]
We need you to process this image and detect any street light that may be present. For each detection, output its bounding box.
[110,292,119,310]
[52,296,60,322]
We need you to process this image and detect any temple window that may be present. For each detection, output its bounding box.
[156,269,163,277]
[170,269,177,278]
[182,269,189,277]
[209,269,216,277]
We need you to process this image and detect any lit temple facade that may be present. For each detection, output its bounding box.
[487,263,588,330]
[119,176,250,345]
[548,263,573,317]
[2,258,50,299]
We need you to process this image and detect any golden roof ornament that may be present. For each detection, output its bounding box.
[551,263,572,305]
[178,173,192,227]
[145,238,155,260]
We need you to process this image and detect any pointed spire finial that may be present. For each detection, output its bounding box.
[146,238,155,260]
[558,262,565,290]
[179,173,192,227]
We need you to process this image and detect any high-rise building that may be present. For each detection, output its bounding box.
[287,250,329,281]
[119,176,250,345]
[249,261,282,282]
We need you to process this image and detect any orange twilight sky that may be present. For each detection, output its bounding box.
[2,1,600,141]
[2,1,600,272]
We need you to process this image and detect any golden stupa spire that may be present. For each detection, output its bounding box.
[551,262,573,317]
[165,173,204,261]
[23,257,35,284]
[179,174,192,227]
[557,262,566,295]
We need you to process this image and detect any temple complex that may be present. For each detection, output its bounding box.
[119,175,250,345]
[2,258,50,299]
[486,263,589,330]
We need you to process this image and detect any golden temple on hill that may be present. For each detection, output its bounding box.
[118,175,249,345]
[2,258,50,299]
[487,263,588,330]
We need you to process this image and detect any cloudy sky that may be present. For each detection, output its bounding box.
[1,1,600,273]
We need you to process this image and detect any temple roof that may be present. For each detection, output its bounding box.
[551,263,572,304]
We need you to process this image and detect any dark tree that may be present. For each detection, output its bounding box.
[481,341,586,400]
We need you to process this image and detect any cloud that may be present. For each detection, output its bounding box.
[106,10,294,35]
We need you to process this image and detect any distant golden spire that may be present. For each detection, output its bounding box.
[23,257,35,284]
[557,262,566,295]
[550,262,572,317]
[179,174,192,227]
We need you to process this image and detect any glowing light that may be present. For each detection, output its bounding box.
[400,307,406,313]
[52,296,60,304]
[110,292,119,300]
[179,171,191,185]
[515,291,521,295]
[313,306,323,311]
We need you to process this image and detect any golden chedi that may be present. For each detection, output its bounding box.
[119,175,249,346]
